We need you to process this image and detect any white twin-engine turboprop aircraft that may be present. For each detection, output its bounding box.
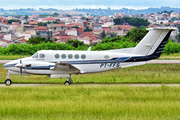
[3,27,176,86]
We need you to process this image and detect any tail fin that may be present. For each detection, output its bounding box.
[132,27,176,58]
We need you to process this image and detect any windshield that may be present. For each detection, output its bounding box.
[32,52,38,58]
[32,52,45,59]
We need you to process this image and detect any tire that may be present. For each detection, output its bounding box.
[5,79,12,86]
[64,81,70,86]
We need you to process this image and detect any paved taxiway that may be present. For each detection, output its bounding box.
[1,83,180,87]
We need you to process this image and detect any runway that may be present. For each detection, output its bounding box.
[0,60,11,64]
[147,60,180,64]
[1,60,180,64]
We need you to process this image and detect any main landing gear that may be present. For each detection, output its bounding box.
[64,77,73,86]
[5,70,12,86]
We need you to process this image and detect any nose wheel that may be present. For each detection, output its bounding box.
[5,79,12,86]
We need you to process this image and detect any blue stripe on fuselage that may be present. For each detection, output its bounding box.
[22,57,130,70]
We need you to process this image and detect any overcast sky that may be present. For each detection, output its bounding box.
[1,0,180,10]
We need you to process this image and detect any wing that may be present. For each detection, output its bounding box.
[50,62,80,73]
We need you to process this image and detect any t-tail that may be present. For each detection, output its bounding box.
[126,27,176,62]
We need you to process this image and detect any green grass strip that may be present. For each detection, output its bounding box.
[0,85,180,120]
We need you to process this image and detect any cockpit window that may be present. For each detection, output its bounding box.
[32,52,38,58]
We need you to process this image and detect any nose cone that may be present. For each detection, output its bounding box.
[3,60,19,69]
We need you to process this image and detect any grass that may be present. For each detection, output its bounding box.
[1,64,180,84]
[0,85,180,120]
[1,61,180,119]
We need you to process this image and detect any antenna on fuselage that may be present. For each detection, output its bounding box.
[87,46,91,51]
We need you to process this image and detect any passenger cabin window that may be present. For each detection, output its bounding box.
[81,54,86,59]
[55,54,60,59]
[74,54,79,59]
[61,54,66,59]
[104,55,109,59]
[40,54,45,58]
[68,54,73,59]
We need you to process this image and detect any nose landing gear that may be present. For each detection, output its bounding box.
[5,70,12,86]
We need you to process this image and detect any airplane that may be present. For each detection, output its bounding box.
[3,27,176,86]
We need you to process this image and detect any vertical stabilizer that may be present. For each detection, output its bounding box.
[132,28,175,58]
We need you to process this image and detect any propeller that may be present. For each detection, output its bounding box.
[20,59,22,75]
[15,59,23,75]
[14,52,24,75]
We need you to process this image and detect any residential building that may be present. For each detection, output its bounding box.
[56,24,67,31]
[0,39,9,47]
[0,23,10,33]
[65,29,77,37]
[83,19,93,28]
[37,26,47,35]
[46,17,56,22]
[77,32,101,44]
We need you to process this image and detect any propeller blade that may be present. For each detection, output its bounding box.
[20,59,22,75]
[20,67,22,75]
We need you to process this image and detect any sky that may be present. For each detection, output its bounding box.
[1,0,180,10]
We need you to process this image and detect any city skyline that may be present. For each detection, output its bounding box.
[1,0,180,10]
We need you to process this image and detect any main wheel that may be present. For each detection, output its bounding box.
[64,81,70,86]
[5,79,12,86]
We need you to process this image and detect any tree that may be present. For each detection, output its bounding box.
[37,22,47,26]
[24,21,29,24]
[176,34,180,43]
[113,17,150,28]
[124,27,148,43]
[27,37,53,45]
[84,26,93,32]
[8,19,21,24]
[52,12,59,17]
[178,25,180,32]
[176,25,180,43]
[65,39,85,48]
[36,32,40,35]
[110,32,116,38]
[100,30,106,38]
[81,17,86,20]
[71,26,79,29]
[161,10,174,14]
[64,14,71,17]
[46,31,52,38]
[24,15,28,21]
